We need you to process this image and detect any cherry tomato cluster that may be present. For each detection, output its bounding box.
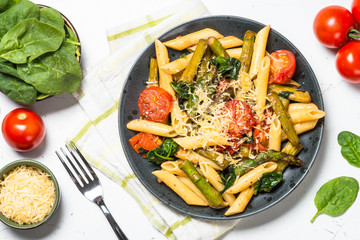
[313,1,360,83]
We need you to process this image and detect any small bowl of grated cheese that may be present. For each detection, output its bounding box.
[0,160,60,229]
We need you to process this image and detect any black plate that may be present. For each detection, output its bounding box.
[118,16,324,220]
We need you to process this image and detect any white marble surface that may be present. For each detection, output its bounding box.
[0,0,359,239]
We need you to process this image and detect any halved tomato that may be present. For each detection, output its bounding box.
[138,86,173,122]
[129,132,162,153]
[268,50,296,84]
[224,100,255,137]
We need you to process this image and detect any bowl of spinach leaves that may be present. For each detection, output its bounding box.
[0,0,82,104]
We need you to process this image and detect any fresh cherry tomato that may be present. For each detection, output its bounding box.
[268,50,296,84]
[313,5,355,48]
[223,100,255,137]
[138,86,173,122]
[352,0,360,26]
[335,41,360,83]
[2,108,45,152]
[129,132,162,153]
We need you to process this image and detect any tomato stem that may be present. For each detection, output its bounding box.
[348,29,360,40]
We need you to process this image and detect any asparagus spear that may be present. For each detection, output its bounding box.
[268,92,300,146]
[268,84,311,103]
[196,149,229,168]
[179,39,208,83]
[148,58,159,87]
[208,36,230,59]
[196,48,212,81]
[180,160,224,208]
[239,30,256,73]
[233,150,304,176]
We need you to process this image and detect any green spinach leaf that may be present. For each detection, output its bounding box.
[0,0,40,39]
[0,71,37,104]
[146,139,179,165]
[17,42,82,95]
[311,176,359,223]
[254,172,283,195]
[0,57,20,78]
[338,131,360,167]
[220,164,236,194]
[210,56,241,80]
[39,7,65,36]
[0,18,64,64]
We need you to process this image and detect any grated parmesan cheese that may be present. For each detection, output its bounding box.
[0,165,56,225]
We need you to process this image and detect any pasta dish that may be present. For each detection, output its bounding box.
[126,26,325,216]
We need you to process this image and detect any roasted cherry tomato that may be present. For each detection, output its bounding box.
[352,0,360,26]
[335,41,360,83]
[224,100,255,137]
[313,5,355,48]
[2,108,45,152]
[138,86,173,122]
[129,132,162,153]
[268,50,296,84]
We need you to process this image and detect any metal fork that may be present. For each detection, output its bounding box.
[56,141,128,240]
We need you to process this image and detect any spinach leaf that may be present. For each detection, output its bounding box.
[254,172,283,195]
[64,25,81,56]
[17,42,82,95]
[170,81,190,100]
[338,131,360,167]
[311,176,359,223]
[220,164,236,194]
[210,56,241,80]
[0,71,37,104]
[0,18,64,64]
[0,57,20,78]
[0,0,40,39]
[39,7,65,36]
[146,139,179,165]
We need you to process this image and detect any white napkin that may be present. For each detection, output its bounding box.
[71,1,240,239]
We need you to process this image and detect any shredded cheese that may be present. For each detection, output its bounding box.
[0,165,56,225]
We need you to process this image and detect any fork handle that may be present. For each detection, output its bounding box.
[96,197,128,240]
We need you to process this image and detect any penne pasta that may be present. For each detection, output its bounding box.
[161,160,187,177]
[154,38,176,99]
[248,25,271,79]
[226,162,278,194]
[225,185,255,216]
[173,132,229,150]
[254,56,270,117]
[187,35,243,52]
[152,170,207,206]
[160,53,193,75]
[127,119,177,137]
[288,108,326,124]
[171,102,190,136]
[174,148,223,170]
[163,28,223,51]
[269,115,282,151]
[281,120,318,141]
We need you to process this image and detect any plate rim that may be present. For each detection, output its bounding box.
[118,15,324,220]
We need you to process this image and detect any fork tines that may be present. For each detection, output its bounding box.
[56,141,97,188]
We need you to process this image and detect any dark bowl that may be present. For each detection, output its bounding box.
[119,15,324,220]
[0,159,60,229]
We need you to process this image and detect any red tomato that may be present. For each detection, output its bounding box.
[223,100,255,137]
[335,41,360,83]
[268,50,296,84]
[138,86,173,122]
[129,132,162,153]
[2,108,45,152]
[313,6,355,48]
[352,0,360,26]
